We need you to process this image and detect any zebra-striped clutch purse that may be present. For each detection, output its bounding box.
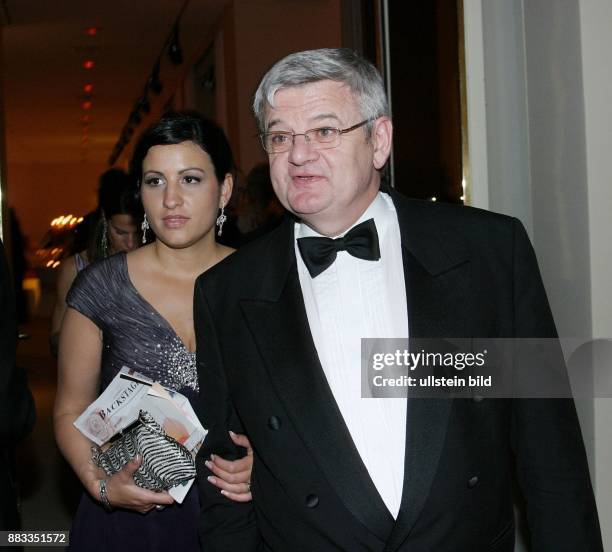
[91,410,196,492]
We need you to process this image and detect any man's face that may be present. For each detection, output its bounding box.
[264,80,391,236]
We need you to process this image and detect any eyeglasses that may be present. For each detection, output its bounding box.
[259,118,375,154]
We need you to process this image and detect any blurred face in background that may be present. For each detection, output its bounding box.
[107,213,139,253]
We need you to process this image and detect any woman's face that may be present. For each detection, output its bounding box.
[139,140,232,249]
[107,214,139,254]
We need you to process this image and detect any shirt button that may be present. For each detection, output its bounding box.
[267,416,282,430]
[468,476,479,489]
[305,494,319,508]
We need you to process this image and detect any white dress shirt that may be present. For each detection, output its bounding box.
[295,192,409,519]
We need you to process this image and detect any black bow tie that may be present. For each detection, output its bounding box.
[297,218,381,278]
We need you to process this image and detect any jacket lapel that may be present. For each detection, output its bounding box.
[385,193,472,550]
[240,218,395,542]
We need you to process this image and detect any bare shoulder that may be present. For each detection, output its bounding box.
[57,254,78,291]
[126,244,151,263]
[217,244,235,263]
[124,244,154,274]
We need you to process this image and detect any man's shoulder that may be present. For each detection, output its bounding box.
[390,191,520,243]
[196,218,292,290]
[391,190,514,224]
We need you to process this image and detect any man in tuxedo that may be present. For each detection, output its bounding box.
[195,48,601,550]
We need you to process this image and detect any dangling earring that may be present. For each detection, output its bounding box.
[101,211,109,257]
[216,205,227,237]
[141,214,149,244]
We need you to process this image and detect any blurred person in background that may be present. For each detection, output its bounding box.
[8,208,28,325]
[0,237,35,534]
[237,162,285,244]
[50,169,142,356]
[54,112,252,551]
[70,210,98,257]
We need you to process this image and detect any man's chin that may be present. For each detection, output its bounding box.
[287,202,327,218]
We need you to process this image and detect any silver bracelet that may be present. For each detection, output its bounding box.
[99,479,113,511]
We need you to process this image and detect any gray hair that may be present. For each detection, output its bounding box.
[253,48,389,135]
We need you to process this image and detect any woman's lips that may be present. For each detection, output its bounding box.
[162,215,189,228]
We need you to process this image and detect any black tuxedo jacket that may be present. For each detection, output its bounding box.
[194,191,601,551]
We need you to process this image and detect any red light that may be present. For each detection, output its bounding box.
[81,114,92,123]
[83,60,95,70]
[82,100,93,110]
[83,83,93,94]
[85,26,99,36]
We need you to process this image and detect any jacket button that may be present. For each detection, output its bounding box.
[305,494,319,508]
[468,476,479,489]
[268,416,281,430]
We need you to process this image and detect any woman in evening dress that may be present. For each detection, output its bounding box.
[54,112,252,551]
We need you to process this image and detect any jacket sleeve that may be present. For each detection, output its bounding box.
[508,219,602,551]
[193,276,261,551]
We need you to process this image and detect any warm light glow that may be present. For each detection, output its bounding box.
[83,60,95,70]
[49,213,83,229]
[82,100,93,110]
[85,26,99,36]
[46,260,54,267]
[52,261,61,268]
[431,197,437,202]
[83,83,93,94]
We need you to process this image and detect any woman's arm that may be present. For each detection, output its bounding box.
[49,257,77,357]
[53,308,173,513]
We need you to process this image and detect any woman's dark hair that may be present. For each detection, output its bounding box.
[98,168,140,218]
[87,168,142,262]
[129,111,236,185]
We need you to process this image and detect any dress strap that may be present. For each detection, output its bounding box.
[74,252,88,273]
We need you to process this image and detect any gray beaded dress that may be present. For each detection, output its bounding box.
[65,251,199,551]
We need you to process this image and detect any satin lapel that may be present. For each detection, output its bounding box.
[240,220,394,542]
[385,193,471,550]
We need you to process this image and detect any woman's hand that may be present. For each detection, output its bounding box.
[206,431,253,502]
[89,456,175,514]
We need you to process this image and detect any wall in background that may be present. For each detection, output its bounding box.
[463,0,612,547]
[216,0,343,177]
[6,161,106,248]
[579,0,612,545]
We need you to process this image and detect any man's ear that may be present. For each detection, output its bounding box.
[371,116,393,170]
[220,173,234,208]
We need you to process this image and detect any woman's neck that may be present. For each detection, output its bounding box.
[150,236,227,279]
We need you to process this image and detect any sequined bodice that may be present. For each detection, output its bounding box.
[66,252,198,399]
